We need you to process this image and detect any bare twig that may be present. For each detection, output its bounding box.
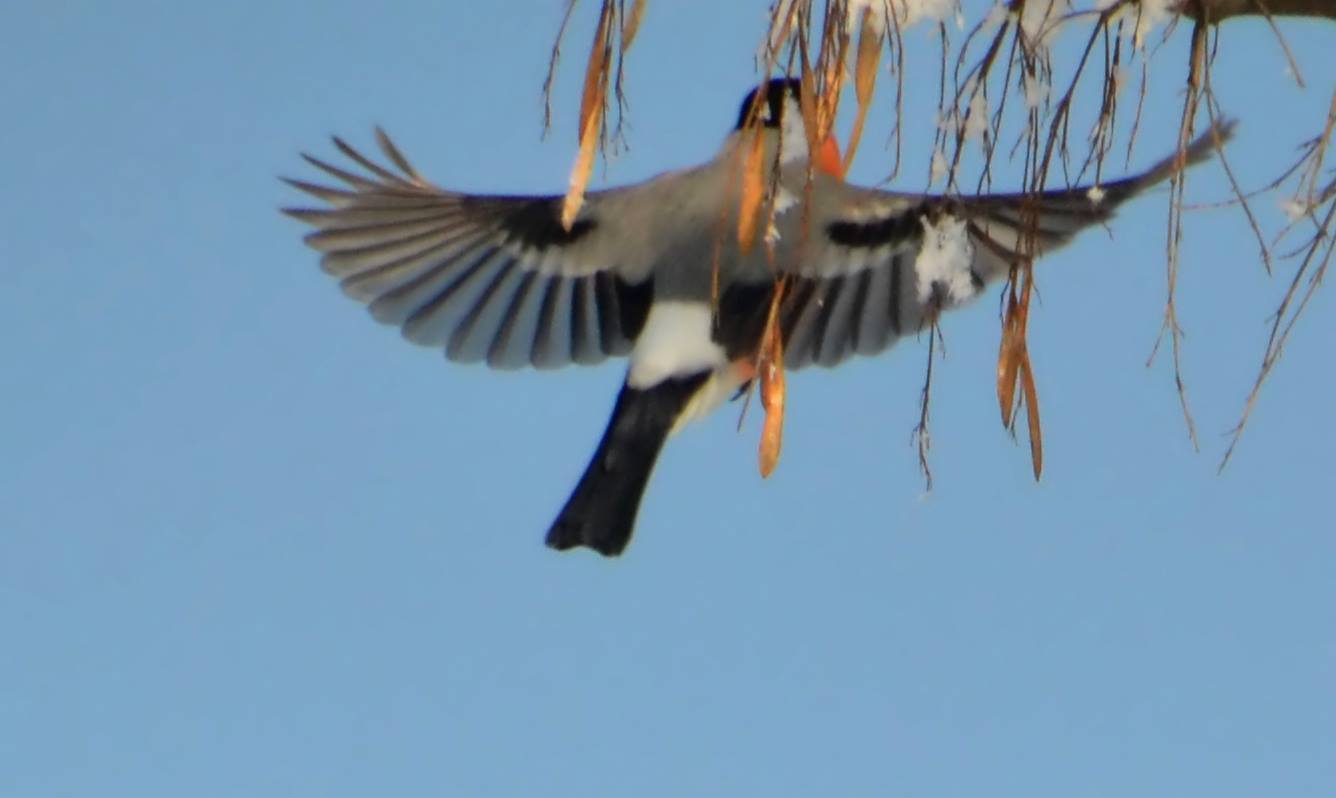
[1222,89,1336,468]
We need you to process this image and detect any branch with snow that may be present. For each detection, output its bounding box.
[843,0,959,32]
[915,214,980,306]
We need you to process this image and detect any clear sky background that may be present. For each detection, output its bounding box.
[3,2,1334,796]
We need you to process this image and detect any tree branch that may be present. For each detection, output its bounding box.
[1181,0,1336,23]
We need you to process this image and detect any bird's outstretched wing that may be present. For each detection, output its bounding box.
[283,130,658,369]
[750,121,1234,370]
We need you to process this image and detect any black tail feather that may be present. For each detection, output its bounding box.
[546,372,710,556]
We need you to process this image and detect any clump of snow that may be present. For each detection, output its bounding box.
[844,0,957,34]
[931,82,988,147]
[1086,185,1106,204]
[964,91,989,142]
[929,147,948,185]
[1282,196,1312,222]
[915,214,978,305]
[935,108,963,141]
[1111,65,1130,96]
[1131,0,1173,47]
[763,0,956,64]
[1096,0,1174,49]
[1017,0,1066,49]
[1022,71,1050,110]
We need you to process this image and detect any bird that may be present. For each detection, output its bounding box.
[283,77,1230,557]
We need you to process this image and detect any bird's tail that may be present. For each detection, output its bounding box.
[546,372,710,556]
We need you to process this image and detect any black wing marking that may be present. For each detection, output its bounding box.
[283,129,650,369]
[718,120,1234,370]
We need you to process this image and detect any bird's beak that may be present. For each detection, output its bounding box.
[814,134,843,178]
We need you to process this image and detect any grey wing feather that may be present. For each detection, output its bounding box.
[776,120,1235,370]
[282,129,651,369]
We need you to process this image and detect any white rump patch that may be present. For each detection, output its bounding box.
[627,301,727,389]
[914,214,978,306]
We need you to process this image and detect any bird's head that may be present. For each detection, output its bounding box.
[732,77,842,178]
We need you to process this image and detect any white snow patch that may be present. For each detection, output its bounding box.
[1111,65,1130,96]
[914,214,978,305]
[1097,0,1174,48]
[844,0,957,34]
[1086,185,1107,204]
[1023,71,1050,110]
[929,147,948,185]
[1282,196,1312,222]
[627,302,726,389]
[1017,0,1065,49]
[1131,0,1174,47]
[964,91,989,142]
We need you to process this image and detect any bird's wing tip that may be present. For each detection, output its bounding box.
[373,126,422,181]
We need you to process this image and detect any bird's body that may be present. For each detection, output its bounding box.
[285,78,1229,556]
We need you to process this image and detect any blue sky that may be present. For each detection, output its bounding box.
[3,2,1333,796]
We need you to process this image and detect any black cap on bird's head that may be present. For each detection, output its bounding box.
[731,77,843,176]
[734,77,802,130]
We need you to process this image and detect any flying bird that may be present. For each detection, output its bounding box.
[284,78,1229,557]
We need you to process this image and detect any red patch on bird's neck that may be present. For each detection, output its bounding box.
[814,135,843,178]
